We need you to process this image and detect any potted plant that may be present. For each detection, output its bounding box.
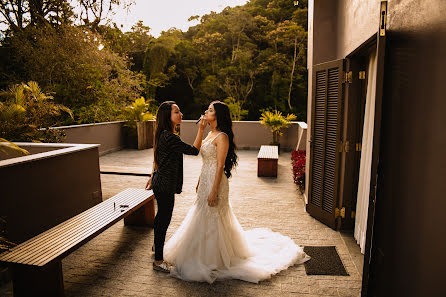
[260,109,297,150]
[122,97,154,150]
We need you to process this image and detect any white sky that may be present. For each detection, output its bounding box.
[110,0,249,37]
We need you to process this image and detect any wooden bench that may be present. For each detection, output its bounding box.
[257,145,279,177]
[0,188,154,297]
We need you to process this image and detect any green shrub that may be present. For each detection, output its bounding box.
[0,81,72,142]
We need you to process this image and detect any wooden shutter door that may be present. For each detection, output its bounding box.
[308,59,345,229]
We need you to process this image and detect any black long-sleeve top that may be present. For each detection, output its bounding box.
[151,130,199,194]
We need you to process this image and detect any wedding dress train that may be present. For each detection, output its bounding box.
[164,134,309,283]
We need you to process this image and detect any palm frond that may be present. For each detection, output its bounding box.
[0,138,30,155]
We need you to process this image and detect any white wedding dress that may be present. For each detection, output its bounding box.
[163,133,310,283]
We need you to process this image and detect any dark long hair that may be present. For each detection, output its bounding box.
[212,101,238,178]
[153,101,176,170]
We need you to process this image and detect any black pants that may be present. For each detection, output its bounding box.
[153,189,175,261]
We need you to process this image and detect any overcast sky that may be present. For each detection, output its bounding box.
[111,0,249,37]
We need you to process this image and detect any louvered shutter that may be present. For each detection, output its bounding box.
[307,59,344,229]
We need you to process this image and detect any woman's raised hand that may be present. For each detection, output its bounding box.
[198,116,207,130]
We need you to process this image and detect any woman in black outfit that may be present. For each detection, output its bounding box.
[146,101,206,272]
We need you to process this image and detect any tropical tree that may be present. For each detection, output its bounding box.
[0,81,73,142]
[1,25,144,123]
[0,0,73,33]
[224,97,248,121]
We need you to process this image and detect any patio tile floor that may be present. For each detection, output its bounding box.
[0,149,363,297]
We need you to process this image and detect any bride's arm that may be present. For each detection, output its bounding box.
[208,134,229,207]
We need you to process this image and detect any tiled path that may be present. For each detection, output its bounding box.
[0,149,363,297]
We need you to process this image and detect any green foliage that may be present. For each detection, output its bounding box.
[260,109,296,144]
[0,0,308,122]
[223,97,248,121]
[99,21,153,72]
[0,81,72,142]
[0,138,30,156]
[1,25,145,124]
[121,96,154,128]
[141,0,308,120]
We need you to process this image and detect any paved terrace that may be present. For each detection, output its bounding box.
[1,149,363,297]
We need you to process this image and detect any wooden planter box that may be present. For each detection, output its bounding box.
[257,145,279,177]
[136,121,154,150]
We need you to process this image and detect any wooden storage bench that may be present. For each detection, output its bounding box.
[257,145,279,177]
[0,188,154,297]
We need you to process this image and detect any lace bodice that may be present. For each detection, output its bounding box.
[195,134,229,212]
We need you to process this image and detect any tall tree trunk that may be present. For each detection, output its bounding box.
[288,35,298,110]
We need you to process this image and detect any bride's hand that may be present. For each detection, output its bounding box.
[207,192,218,207]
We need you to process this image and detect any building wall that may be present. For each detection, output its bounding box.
[368,1,446,296]
[336,0,380,59]
[306,0,381,204]
[308,1,446,296]
[180,120,304,151]
[55,121,126,155]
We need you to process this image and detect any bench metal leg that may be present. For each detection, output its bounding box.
[12,260,64,297]
[124,199,155,227]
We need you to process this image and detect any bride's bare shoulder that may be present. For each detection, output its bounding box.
[213,132,228,146]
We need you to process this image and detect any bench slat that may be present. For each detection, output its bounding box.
[0,191,133,263]
[23,192,141,265]
[25,192,148,266]
[257,145,279,159]
[13,190,151,266]
[0,191,131,261]
[23,194,136,265]
[0,188,154,267]
[31,194,144,266]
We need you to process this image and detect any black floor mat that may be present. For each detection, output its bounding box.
[303,246,349,276]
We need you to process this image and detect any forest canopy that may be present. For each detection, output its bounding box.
[0,0,308,123]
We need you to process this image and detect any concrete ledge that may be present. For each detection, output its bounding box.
[52,121,125,155]
[179,120,306,150]
[0,143,99,168]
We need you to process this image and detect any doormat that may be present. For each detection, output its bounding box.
[303,246,349,276]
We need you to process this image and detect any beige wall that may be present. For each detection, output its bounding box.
[55,121,125,155]
[311,0,338,65]
[51,120,302,153]
[336,0,380,58]
[179,120,304,151]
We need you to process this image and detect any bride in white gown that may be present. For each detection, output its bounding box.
[163,101,310,283]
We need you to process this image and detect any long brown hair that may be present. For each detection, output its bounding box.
[153,101,176,170]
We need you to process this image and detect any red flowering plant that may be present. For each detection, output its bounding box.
[291,150,306,191]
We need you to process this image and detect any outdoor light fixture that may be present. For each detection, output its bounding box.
[294,1,298,6]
